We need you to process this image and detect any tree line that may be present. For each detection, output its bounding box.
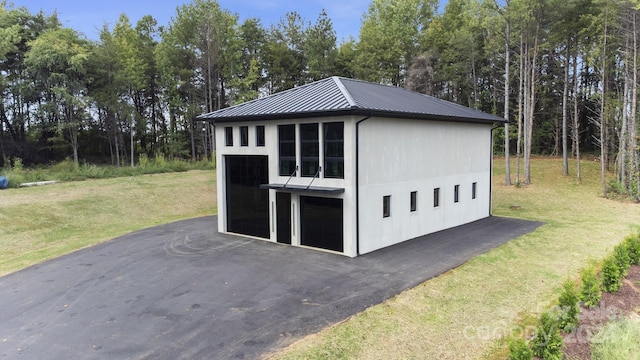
[0,0,639,196]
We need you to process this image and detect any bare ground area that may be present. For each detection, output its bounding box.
[562,265,640,359]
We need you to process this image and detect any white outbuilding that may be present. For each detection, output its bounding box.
[197,77,506,257]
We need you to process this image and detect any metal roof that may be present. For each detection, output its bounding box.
[197,77,506,124]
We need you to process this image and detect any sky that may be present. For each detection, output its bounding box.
[11,0,372,42]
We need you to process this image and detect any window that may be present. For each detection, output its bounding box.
[410,191,417,212]
[225,127,233,146]
[454,185,460,203]
[240,126,249,146]
[324,122,344,179]
[383,195,391,218]
[434,188,440,207]
[279,125,296,176]
[472,182,477,199]
[300,123,319,177]
[256,125,265,147]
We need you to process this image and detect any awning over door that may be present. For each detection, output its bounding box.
[259,183,344,194]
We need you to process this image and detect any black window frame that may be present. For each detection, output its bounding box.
[472,182,477,199]
[323,122,344,179]
[240,126,249,146]
[434,188,440,208]
[383,195,391,218]
[410,191,417,212]
[225,127,233,146]
[454,185,460,203]
[300,123,320,177]
[278,124,296,176]
[256,125,265,147]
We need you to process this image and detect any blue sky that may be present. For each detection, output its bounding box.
[12,0,371,41]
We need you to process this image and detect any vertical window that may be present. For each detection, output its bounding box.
[410,191,417,212]
[324,122,344,179]
[472,182,477,199]
[300,123,319,177]
[434,188,440,207]
[279,125,296,176]
[454,185,460,203]
[383,195,391,218]
[225,127,233,146]
[240,126,249,146]
[256,125,265,147]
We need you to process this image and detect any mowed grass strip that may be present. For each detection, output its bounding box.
[269,158,640,360]
[0,170,215,276]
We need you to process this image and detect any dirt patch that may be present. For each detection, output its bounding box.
[562,265,640,359]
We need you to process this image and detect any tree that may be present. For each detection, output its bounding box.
[89,25,119,165]
[305,10,338,82]
[229,18,267,104]
[357,0,437,86]
[157,0,238,160]
[113,14,146,166]
[135,15,162,157]
[25,28,91,165]
[335,37,358,78]
[0,5,60,163]
[264,11,308,93]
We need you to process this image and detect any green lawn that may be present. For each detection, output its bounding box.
[0,170,215,276]
[269,158,640,360]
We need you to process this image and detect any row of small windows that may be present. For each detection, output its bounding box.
[383,182,478,217]
[225,126,265,147]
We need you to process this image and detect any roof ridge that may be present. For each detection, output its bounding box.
[332,77,358,108]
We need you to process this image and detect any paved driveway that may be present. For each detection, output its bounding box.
[0,216,541,359]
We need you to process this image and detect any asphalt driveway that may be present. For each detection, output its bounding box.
[0,216,541,359]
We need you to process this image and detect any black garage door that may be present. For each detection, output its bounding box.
[225,155,269,239]
[300,196,343,252]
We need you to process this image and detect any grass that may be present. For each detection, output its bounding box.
[0,170,215,276]
[591,317,640,360]
[269,157,640,360]
[1,156,214,188]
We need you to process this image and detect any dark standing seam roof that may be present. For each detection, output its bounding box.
[196,77,506,124]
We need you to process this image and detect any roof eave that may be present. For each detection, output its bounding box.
[196,108,506,125]
[195,108,365,123]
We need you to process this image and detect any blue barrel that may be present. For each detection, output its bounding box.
[0,176,7,189]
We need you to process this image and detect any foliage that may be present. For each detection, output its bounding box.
[622,233,640,265]
[579,265,602,308]
[356,0,437,86]
[0,157,213,188]
[508,337,533,360]
[601,256,621,293]
[531,312,564,360]
[614,242,631,277]
[556,280,580,332]
[591,318,640,360]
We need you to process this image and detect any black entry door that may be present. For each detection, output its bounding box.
[225,155,269,238]
[276,192,291,244]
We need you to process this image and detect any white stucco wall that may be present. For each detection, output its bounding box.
[357,117,493,255]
